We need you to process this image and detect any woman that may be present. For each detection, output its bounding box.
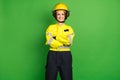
[45,3,75,80]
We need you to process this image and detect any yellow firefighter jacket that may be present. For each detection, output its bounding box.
[46,23,74,51]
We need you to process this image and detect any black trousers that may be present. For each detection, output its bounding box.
[45,50,73,80]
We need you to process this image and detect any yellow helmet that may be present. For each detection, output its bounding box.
[54,3,69,11]
[52,3,70,20]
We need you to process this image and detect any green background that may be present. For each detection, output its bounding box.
[0,0,120,80]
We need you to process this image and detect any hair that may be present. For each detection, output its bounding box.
[52,10,70,20]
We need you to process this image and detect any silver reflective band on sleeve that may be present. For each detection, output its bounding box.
[47,32,52,36]
[47,32,53,45]
[48,37,53,45]
[68,35,72,44]
[59,46,70,48]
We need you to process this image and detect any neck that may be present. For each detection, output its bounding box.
[58,22,64,26]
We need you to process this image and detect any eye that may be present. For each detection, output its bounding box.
[56,13,60,16]
[62,13,65,15]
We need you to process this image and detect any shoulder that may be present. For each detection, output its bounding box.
[64,24,75,34]
[48,24,57,28]
[46,24,57,32]
[64,24,73,30]
[47,24,57,29]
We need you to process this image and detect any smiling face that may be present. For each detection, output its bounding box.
[56,10,66,23]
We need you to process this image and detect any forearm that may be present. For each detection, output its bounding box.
[46,35,63,48]
[56,35,73,46]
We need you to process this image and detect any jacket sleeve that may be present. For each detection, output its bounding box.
[45,26,63,48]
[56,27,75,46]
